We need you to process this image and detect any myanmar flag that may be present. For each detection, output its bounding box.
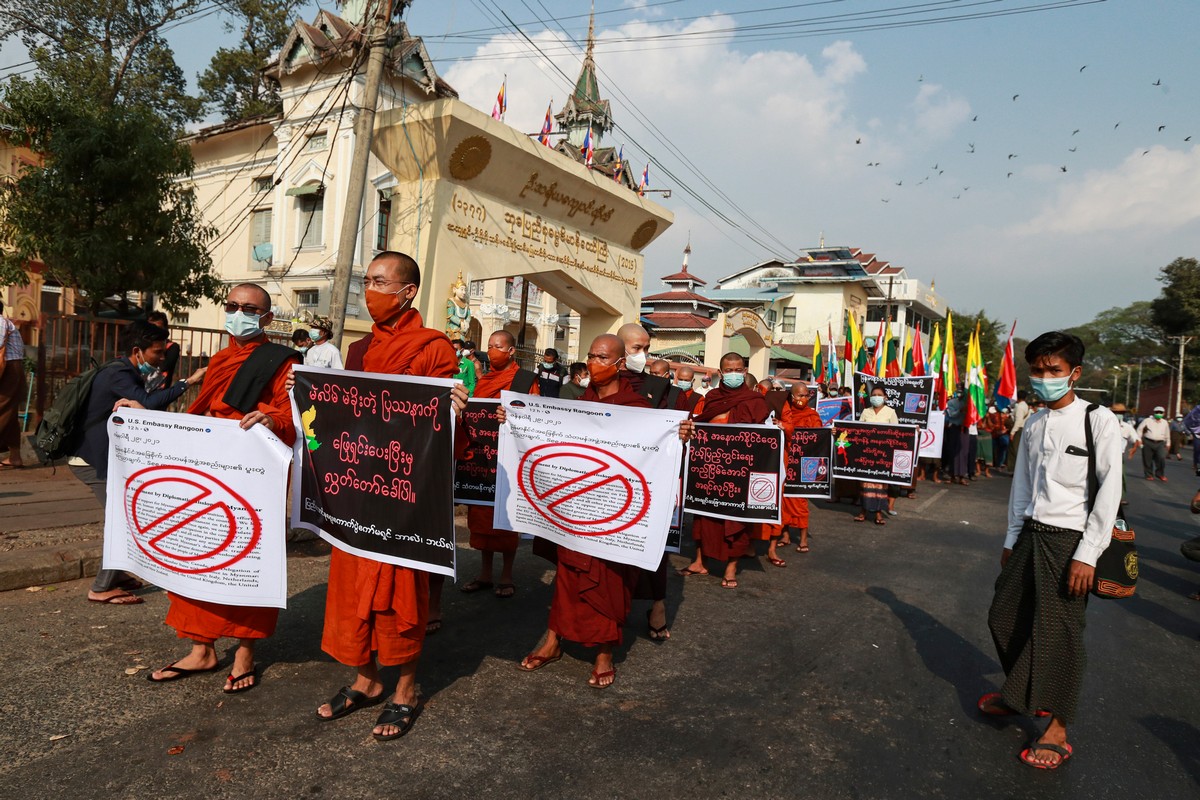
[811,330,824,382]
[966,324,988,426]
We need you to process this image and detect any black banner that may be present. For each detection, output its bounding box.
[683,423,785,523]
[784,426,833,498]
[852,372,935,427]
[831,420,921,486]
[291,367,457,576]
[453,398,500,506]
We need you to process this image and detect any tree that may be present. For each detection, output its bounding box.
[0,80,221,312]
[1151,257,1200,336]
[198,1,302,122]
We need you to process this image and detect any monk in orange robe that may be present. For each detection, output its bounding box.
[148,283,299,694]
[771,383,823,556]
[460,330,538,597]
[514,334,694,687]
[678,352,770,589]
[314,252,468,741]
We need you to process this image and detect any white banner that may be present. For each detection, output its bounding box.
[103,408,293,608]
[494,391,687,571]
[919,410,946,459]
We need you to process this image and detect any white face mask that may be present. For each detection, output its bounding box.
[624,350,647,373]
[579,376,590,388]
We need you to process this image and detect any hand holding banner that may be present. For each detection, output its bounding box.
[831,420,921,486]
[454,398,501,505]
[784,426,833,498]
[684,423,785,523]
[852,372,935,427]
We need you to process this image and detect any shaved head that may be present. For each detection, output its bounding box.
[676,365,694,382]
[617,323,650,354]
[648,359,671,377]
[720,352,746,370]
[590,334,624,362]
[369,251,421,286]
[227,282,271,311]
[490,329,516,348]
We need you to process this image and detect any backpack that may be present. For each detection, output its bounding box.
[33,358,122,463]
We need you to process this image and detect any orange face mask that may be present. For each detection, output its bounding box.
[488,351,511,371]
[588,360,621,387]
[365,285,413,323]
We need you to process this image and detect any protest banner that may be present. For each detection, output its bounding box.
[852,372,935,427]
[684,423,785,524]
[454,398,501,505]
[290,367,458,578]
[494,392,686,571]
[102,408,292,608]
[816,396,853,427]
[919,410,946,459]
[784,426,834,498]
[831,420,921,486]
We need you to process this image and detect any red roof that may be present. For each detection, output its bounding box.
[660,270,707,286]
[643,312,716,330]
[642,289,716,304]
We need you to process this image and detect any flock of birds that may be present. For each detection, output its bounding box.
[863,70,1189,204]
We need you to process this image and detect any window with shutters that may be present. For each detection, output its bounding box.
[295,289,319,309]
[253,176,273,194]
[298,195,323,248]
[305,132,327,152]
[250,207,272,247]
[782,307,796,333]
[375,192,391,251]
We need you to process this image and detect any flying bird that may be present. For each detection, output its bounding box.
[867,161,879,167]
[1152,79,1162,86]
[1068,146,1077,152]
[1007,172,1013,178]
[1079,65,1087,72]
[932,163,939,170]
[1072,129,1080,135]
[953,194,961,200]
[1158,125,1166,132]
[918,74,924,82]
[1008,154,1018,159]
[881,198,890,203]
[895,181,903,186]
[1186,136,1193,142]
[1143,150,1150,156]
[972,115,978,122]
[967,142,975,153]
[1114,122,1120,129]
[1060,165,1068,172]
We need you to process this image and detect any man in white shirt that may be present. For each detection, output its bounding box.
[1004,390,1032,472]
[304,318,344,370]
[1135,405,1169,481]
[981,331,1122,770]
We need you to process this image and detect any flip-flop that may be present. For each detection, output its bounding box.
[720,578,738,589]
[494,583,515,599]
[676,566,709,577]
[767,556,786,568]
[425,619,442,636]
[518,652,562,672]
[317,685,385,721]
[373,701,422,741]
[1019,741,1073,770]
[87,591,144,605]
[646,610,670,642]
[223,668,258,694]
[459,580,493,594]
[588,668,616,689]
[146,663,219,683]
[0,462,26,470]
[796,545,810,553]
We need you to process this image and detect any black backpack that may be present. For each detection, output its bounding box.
[33,358,122,463]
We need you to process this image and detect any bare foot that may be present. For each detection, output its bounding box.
[520,630,562,670]
[150,648,217,681]
[316,675,384,719]
[648,602,669,640]
[87,588,143,605]
[588,651,615,688]
[223,644,257,692]
[373,685,420,738]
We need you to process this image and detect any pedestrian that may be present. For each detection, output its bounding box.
[559,362,589,400]
[453,339,477,395]
[775,383,822,553]
[1183,400,1200,476]
[1005,390,1031,472]
[0,299,27,469]
[976,408,995,477]
[944,387,970,485]
[1168,414,1187,460]
[292,328,312,355]
[989,405,1011,470]
[303,316,344,370]
[981,331,1122,770]
[1136,406,1169,481]
[146,311,181,386]
[534,347,566,398]
[855,385,898,524]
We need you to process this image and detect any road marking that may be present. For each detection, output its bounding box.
[914,488,948,514]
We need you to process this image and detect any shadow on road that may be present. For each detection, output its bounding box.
[1115,593,1198,638]
[1139,715,1200,786]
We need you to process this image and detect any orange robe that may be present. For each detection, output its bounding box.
[765,402,824,535]
[546,379,647,648]
[466,361,538,553]
[164,336,297,644]
[321,309,458,667]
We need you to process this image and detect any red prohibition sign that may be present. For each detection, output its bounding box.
[919,428,937,449]
[749,475,776,502]
[517,443,650,536]
[125,465,261,574]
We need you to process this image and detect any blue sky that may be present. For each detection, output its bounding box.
[4,0,1198,337]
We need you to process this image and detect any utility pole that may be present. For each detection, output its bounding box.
[328,0,403,346]
[1168,335,1192,417]
[1124,365,1131,407]
[1136,358,1143,411]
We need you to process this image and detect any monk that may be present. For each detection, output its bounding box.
[673,365,701,413]
[513,334,693,686]
[678,353,771,588]
[461,330,538,597]
[773,383,823,554]
[648,358,671,378]
[148,283,299,694]
[315,251,468,741]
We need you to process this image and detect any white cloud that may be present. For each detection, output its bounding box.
[910,84,971,140]
[1015,145,1200,235]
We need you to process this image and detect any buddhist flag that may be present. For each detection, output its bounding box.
[995,320,1018,410]
[613,145,624,182]
[912,327,926,377]
[581,126,594,166]
[638,163,649,195]
[537,100,553,146]
[492,77,507,120]
[811,330,824,382]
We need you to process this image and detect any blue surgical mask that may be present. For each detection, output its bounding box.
[870,395,886,408]
[675,379,692,389]
[1030,376,1072,403]
[309,328,322,340]
[721,372,745,389]
[138,361,156,376]
[225,310,263,339]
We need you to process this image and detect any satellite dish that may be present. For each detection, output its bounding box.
[252,242,273,264]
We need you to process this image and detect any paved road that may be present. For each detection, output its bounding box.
[1,457,1196,799]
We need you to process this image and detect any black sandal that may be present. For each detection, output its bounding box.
[646,609,670,642]
[373,701,422,741]
[146,663,219,683]
[317,686,385,721]
[223,668,258,694]
[459,580,493,594]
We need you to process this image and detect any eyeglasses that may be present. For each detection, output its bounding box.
[364,278,407,289]
[224,302,266,315]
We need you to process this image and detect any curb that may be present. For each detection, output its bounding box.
[0,540,104,592]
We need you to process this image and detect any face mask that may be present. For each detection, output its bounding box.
[579,377,590,388]
[675,379,692,389]
[870,395,886,408]
[588,360,620,387]
[790,395,809,407]
[488,351,511,371]
[543,358,554,365]
[1154,413,1164,420]
[462,349,473,357]
[297,345,310,354]
[624,351,648,373]
[365,284,413,323]
[721,372,745,389]
[309,328,323,341]
[1030,375,1072,403]
[225,310,263,339]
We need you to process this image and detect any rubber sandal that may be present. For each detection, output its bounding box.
[425,619,442,636]
[373,701,422,741]
[518,652,562,671]
[88,591,144,605]
[223,668,258,694]
[767,556,786,568]
[796,545,810,553]
[588,668,616,689]
[459,580,493,594]
[318,685,385,721]
[720,578,738,589]
[646,610,669,642]
[146,663,219,683]
[494,583,515,599]
[676,566,709,577]
[1019,741,1072,770]
[853,515,866,522]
